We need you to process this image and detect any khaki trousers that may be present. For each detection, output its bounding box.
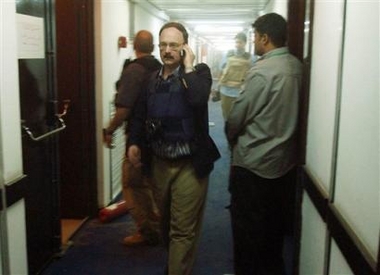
[152,157,209,275]
[122,157,160,243]
[220,93,237,120]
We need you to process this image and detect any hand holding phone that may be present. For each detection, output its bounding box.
[181,44,195,71]
[180,49,186,58]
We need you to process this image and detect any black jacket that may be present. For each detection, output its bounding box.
[128,63,220,178]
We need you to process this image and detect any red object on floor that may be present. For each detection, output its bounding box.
[99,200,129,223]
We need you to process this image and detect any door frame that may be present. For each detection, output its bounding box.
[56,0,98,219]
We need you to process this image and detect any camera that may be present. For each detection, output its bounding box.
[146,118,162,139]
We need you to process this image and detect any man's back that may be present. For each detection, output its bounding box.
[115,56,161,113]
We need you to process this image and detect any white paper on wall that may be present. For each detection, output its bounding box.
[17,14,45,59]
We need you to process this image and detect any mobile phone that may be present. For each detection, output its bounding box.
[180,49,186,58]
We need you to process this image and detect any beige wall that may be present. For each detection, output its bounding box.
[95,0,132,207]
[301,0,379,273]
[0,1,28,274]
[95,0,167,206]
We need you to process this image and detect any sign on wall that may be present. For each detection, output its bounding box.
[17,14,45,59]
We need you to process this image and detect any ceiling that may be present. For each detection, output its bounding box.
[135,0,270,50]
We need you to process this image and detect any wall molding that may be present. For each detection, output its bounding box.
[301,168,378,275]
[327,205,377,275]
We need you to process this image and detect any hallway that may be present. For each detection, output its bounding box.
[41,100,235,275]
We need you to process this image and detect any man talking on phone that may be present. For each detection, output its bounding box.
[127,22,220,275]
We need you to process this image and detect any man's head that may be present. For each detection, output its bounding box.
[234,32,247,52]
[252,13,287,56]
[134,30,154,54]
[158,22,188,68]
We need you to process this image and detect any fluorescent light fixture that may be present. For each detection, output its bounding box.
[185,20,245,25]
[194,25,243,33]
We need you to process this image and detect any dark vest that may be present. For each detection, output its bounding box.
[145,70,195,159]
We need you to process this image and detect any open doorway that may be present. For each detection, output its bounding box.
[61,219,87,244]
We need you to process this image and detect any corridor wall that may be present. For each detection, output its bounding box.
[95,0,167,206]
[95,0,132,207]
[0,1,28,274]
[300,0,379,274]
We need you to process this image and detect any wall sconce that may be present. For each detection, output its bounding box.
[118,36,127,48]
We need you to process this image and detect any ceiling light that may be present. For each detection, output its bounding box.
[194,25,243,33]
[185,20,245,25]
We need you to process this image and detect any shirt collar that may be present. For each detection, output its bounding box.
[158,65,181,80]
[260,47,289,60]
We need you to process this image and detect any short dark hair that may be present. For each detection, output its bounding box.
[159,22,189,44]
[252,13,287,47]
[235,32,247,43]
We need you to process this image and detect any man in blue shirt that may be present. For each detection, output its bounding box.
[127,22,220,275]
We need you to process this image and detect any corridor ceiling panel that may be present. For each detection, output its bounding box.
[133,0,270,50]
[146,0,268,22]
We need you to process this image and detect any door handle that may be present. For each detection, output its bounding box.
[21,116,66,142]
[21,99,70,142]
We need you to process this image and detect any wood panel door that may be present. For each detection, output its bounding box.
[56,0,98,219]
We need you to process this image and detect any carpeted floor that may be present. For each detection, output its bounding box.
[41,100,235,275]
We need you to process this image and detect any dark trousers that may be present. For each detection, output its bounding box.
[229,166,296,275]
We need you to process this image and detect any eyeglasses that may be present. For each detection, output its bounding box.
[158,42,183,51]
